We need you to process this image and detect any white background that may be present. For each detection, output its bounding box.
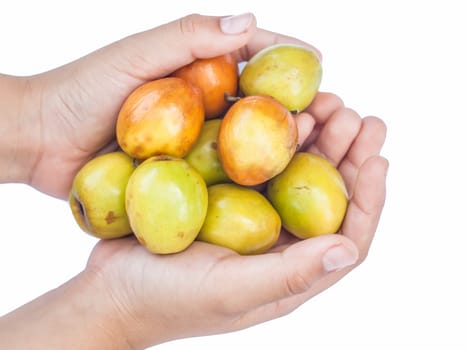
[1,1,466,349]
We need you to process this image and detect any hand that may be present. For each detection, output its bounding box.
[22,13,321,199]
[82,90,387,348]
[1,13,387,349]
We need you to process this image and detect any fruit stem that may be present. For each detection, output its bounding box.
[224,93,241,103]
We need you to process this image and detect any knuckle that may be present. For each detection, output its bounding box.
[284,270,312,296]
[330,108,362,136]
[365,115,388,137]
[357,249,369,264]
[208,293,241,318]
[327,93,345,109]
[179,13,202,35]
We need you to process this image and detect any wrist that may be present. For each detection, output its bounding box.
[84,258,168,349]
[0,269,136,350]
[0,74,40,185]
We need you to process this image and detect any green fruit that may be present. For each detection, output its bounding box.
[198,183,281,255]
[239,43,322,112]
[267,152,348,239]
[184,119,231,186]
[69,151,135,239]
[126,156,208,254]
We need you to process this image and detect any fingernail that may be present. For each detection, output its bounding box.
[322,244,359,272]
[220,12,254,35]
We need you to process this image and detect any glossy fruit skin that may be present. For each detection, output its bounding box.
[217,95,298,186]
[68,151,135,239]
[172,54,238,119]
[239,44,322,112]
[125,156,208,254]
[267,152,348,239]
[184,118,231,186]
[198,183,281,255]
[116,77,204,160]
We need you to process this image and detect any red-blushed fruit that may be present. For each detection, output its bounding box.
[172,54,238,119]
[217,95,298,186]
[116,77,204,160]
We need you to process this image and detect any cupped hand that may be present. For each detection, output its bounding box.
[26,13,320,199]
[24,12,387,348]
[83,90,388,348]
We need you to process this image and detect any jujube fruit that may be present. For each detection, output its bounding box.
[68,151,135,239]
[125,155,208,254]
[172,54,238,119]
[217,95,298,186]
[239,43,322,112]
[198,183,281,255]
[184,118,231,186]
[116,77,204,160]
[267,152,348,238]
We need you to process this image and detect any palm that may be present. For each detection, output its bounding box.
[30,56,149,199]
[87,236,248,342]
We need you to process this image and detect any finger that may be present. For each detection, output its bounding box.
[96,13,257,80]
[339,116,387,195]
[215,234,358,315]
[299,92,345,150]
[307,107,362,166]
[232,283,319,329]
[268,230,300,252]
[94,140,120,157]
[306,92,345,124]
[341,155,389,259]
[232,28,322,62]
[295,112,315,149]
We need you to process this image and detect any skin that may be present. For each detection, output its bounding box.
[0,13,388,349]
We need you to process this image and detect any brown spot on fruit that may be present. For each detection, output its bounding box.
[105,211,116,224]
[154,155,172,161]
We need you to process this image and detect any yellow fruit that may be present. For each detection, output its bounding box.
[198,183,281,255]
[125,156,208,254]
[239,44,322,112]
[69,151,135,239]
[267,152,348,238]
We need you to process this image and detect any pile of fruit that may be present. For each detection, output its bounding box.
[68,44,348,255]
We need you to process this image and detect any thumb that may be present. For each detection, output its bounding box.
[101,13,256,79]
[217,234,359,314]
